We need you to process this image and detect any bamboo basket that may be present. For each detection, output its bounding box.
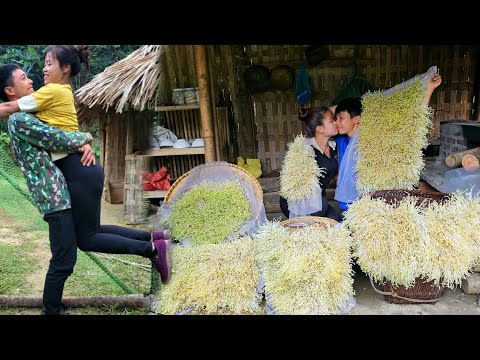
[164,163,263,203]
[280,216,338,232]
[370,189,450,207]
[369,189,449,304]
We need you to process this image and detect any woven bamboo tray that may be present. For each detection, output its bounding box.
[164,163,263,203]
[280,216,338,232]
[369,189,449,304]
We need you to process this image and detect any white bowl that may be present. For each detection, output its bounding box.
[173,139,191,149]
[191,138,204,147]
[159,139,174,147]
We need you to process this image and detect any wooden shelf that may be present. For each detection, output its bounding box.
[143,190,168,199]
[142,147,205,157]
[154,104,200,111]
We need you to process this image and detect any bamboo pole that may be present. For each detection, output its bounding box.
[194,45,216,163]
[207,45,221,161]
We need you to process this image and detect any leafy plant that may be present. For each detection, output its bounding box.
[0,132,10,146]
[0,45,141,90]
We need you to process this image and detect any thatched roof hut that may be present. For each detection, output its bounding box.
[76,45,164,125]
[74,45,224,214]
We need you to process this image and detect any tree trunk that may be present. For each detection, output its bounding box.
[462,153,480,170]
[444,147,480,167]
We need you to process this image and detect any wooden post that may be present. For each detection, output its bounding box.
[207,45,221,161]
[194,45,216,163]
[99,117,106,167]
[125,111,134,155]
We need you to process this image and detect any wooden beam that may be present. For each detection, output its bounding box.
[194,45,216,163]
[0,295,150,309]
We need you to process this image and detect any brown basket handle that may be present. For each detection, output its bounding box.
[369,277,440,304]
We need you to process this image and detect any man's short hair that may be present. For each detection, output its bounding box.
[0,63,21,102]
[335,97,363,118]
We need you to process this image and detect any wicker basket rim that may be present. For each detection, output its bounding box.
[370,189,450,206]
[371,189,449,197]
[164,163,263,203]
[280,216,339,230]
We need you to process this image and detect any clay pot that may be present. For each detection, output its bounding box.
[271,65,294,91]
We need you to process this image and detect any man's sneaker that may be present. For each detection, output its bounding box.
[152,239,172,285]
[152,229,171,241]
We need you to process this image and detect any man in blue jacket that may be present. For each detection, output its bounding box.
[332,73,442,211]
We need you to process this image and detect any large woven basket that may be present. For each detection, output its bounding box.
[164,163,263,203]
[280,216,338,232]
[370,189,450,304]
[370,189,450,207]
[382,278,446,305]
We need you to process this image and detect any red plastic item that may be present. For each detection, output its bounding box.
[142,168,171,191]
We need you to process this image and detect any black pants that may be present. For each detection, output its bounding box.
[55,153,153,257]
[279,194,343,222]
[43,209,77,315]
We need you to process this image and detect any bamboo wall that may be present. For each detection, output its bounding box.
[156,45,199,105]
[243,45,479,173]
[99,45,235,202]
[102,111,152,183]
[99,44,479,199]
[208,45,254,159]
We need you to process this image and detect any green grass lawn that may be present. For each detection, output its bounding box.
[0,242,38,294]
[0,162,153,314]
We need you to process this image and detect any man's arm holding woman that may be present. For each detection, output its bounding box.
[0,100,19,119]
[8,112,95,165]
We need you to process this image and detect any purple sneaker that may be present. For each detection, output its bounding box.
[152,229,171,241]
[152,239,172,285]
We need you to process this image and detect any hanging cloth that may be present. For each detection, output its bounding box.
[295,64,312,105]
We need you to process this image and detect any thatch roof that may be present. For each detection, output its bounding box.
[76,45,162,124]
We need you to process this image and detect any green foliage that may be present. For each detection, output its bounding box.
[0,45,141,90]
[0,132,10,146]
[0,45,45,89]
[79,122,101,158]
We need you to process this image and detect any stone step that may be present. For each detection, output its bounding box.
[461,272,480,294]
